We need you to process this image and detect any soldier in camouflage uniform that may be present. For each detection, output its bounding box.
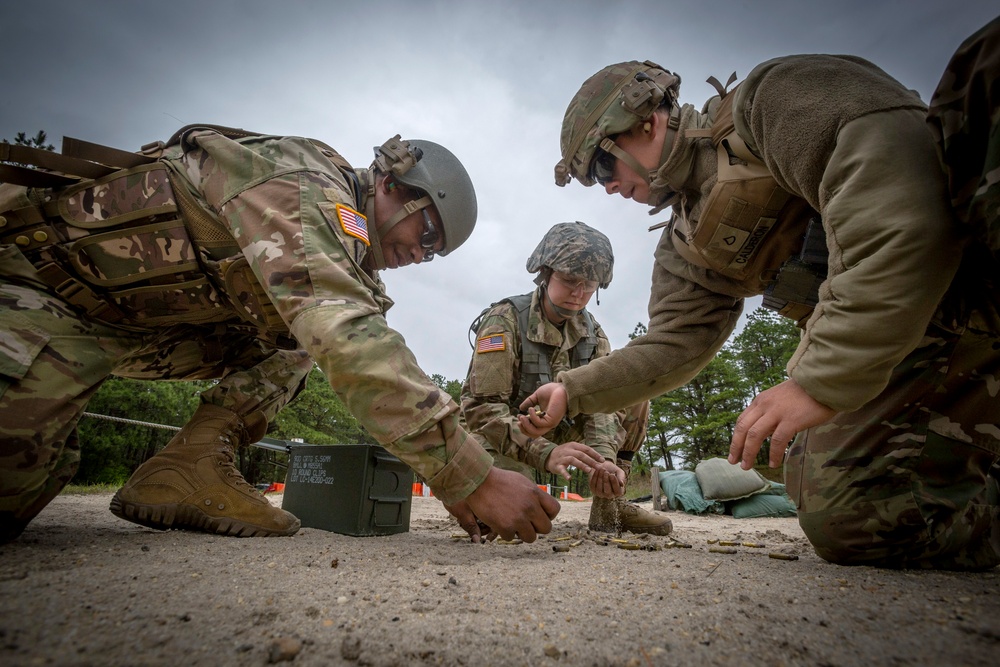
[460,222,671,536]
[519,23,1000,569]
[0,126,560,543]
[927,15,1000,259]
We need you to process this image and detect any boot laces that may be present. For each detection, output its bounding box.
[215,427,257,494]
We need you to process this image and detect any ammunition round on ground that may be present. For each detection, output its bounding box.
[617,543,641,550]
[708,546,738,554]
[552,545,571,553]
[742,542,765,548]
[768,553,799,561]
[718,540,740,546]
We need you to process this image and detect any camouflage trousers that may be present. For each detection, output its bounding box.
[0,267,312,539]
[927,14,1000,258]
[786,273,1000,570]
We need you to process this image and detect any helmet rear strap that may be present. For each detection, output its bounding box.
[361,167,387,271]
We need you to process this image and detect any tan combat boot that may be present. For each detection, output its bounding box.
[588,457,672,536]
[109,404,300,537]
[589,497,673,536]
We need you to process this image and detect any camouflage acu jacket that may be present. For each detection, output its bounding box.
[0,127,493,503]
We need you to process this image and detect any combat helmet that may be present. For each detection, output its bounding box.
[526,221,614,288]
[554,60,681,188]
[372,135,477,256]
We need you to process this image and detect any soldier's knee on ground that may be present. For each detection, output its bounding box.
[796,493,1000,571]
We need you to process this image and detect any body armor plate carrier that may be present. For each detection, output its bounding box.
[0,125,353,346]
[470,293,597,410]
[673,87,829,325]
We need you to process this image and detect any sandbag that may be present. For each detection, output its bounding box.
[695,457,771,501]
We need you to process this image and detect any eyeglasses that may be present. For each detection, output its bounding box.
[551,272,599,294]
[419,208,443,262]
[588,144,618,186]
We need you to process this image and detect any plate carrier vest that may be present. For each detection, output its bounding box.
[673,85,829,324]
[470,293,597,409]
[0,125,355,346]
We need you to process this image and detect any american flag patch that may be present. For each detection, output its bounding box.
[336,203,370,245]
[476,334,506,353]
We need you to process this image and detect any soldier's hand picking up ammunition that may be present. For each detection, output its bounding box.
[518,382,568,437]
[730,378,836,469]
[545,442,604,479]
[443,499,494,543]
[465,467,560,543]
[589,460,626,499]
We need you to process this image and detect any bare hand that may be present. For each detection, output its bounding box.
[729,379,836,469]
[443,499,489,543]
[463,467,561,542]
[588,460,626,499]
[544,442,605,479]
[517,383,568,437]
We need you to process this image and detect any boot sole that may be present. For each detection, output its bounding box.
[109,492,298,537]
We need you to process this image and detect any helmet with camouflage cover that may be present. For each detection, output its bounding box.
[526,221,614,288]
[554,60,681,188]
[372,135,477,255]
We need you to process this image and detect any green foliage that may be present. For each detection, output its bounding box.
[76,366,376,487]
[76,378,207,485]
[270,366,374,445]
[2,130,57,177]
[10,130,55,151]
[647,350,747,469]
[730,308,800,397]
[430,373,463,403]
[632,307,800,472]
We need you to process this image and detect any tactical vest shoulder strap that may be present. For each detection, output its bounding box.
[570,310,598,368]
[504,293,599,408]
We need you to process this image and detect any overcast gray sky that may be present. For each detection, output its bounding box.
[2,0,997,383]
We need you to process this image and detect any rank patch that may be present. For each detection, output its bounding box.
[336,204,370,245]
[476,334,506,353]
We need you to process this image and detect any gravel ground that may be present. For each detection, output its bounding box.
[1,492,998,666]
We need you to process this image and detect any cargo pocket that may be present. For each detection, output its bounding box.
[0,311,50,401]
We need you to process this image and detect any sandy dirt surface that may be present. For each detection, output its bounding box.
[1,492,998,667]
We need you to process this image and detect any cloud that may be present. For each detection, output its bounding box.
[2,0,997,383]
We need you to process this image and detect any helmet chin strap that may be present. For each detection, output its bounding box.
[598,106,681,188]
[542,284,582,322]
[359,170,433,271]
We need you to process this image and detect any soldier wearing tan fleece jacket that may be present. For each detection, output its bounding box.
[523,41,1000,570]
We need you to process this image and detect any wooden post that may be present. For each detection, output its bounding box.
[651,465,662,511]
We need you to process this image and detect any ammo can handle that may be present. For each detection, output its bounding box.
[370,452,411,527]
